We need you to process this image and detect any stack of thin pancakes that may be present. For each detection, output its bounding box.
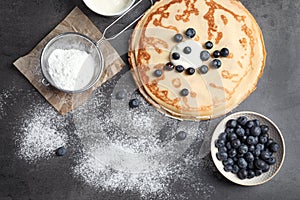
[129,0,266,120]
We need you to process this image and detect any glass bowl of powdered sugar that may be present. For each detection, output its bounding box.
[40,32,103,93]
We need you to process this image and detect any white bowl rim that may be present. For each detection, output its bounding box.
[83,0,136,16]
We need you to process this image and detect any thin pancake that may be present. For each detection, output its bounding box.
[129,0,266,120]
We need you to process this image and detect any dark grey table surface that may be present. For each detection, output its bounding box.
[0,0,299,200]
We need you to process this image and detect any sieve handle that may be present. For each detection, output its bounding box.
[96,0,154,46]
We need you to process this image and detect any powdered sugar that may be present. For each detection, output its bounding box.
[0,89,14,119]
[15,96,69,162]
[13,71,215,198]
[48,49,95,91]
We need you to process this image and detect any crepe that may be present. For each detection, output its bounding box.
[129,0,266,120]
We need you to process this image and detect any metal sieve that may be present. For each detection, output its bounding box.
[40,0,153,93]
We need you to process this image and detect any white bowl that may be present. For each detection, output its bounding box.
[83,0,135,16]
[211,111,285,186]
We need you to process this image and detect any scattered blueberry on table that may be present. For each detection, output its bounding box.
[175,131,187,141]
[55,147,67,156]
[215,116,280,180]
[129,98,140,108]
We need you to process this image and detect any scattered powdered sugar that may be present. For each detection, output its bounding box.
[71,71,215,198]
[13,71,215,199]
[15,99,69,163]
[0,88,14,119]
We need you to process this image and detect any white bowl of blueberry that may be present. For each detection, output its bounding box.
[211,111,285,186]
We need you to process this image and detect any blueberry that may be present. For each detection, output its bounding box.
[225,127,235,134]
[55,147,67,156]
[252,119,261,127]
[213,50,221,58]
[261,133,269,139]
[220,48,230,57]
[224,164,233,172]
[247,136,255,145]
[172,52,181,60]
[248,145,255,152]
[154,69,163,77]
[260,150,271,161]
[254,159,267,170]
[255,169,263,176]
[185,28,196,38]
[266,156,276,165]
[261,125,269,134]
[115,90,126,100]
[186,67,195,75]
[245,120,255,129]
[237,153,244,158]
[211,59,222,68]
[226,142,232,150]
[253,136,259,145]
[251,126,261,136]
[216,152,228,161]
[218,146,227,153]
[129,98,140,108]
[223,158,234,166]
[237,116,248,126]
[259,135,268,144]
[228,133,238,141]
[269,142,279,152]
[183,46,192,54]
[199,65,209,74]
[237,169,248,179]
[176,131,187,141]
[231,165,239,174]
[228,149,237,158]
[238,158,248,169]
[175,65,185,73]
[204,41,213,49]
[231,139,241,149]
[218,132,227,140]
[200,50,210,61]
[245,152,254,162]
[253,148,261,157]
[174,33,183,42]
[235,127,245,137]
[215,139,225,148]
[262,163,270,172]
[266,139,274,147]
[245,128,251,136]
[226,119,238,128]
[248,161,254,170]
[238,144,248,154]
[247,170,255,179]
[165,62,174,71]
[256,143,265,151]
[233,157,238,162]
[181,88,190,96]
